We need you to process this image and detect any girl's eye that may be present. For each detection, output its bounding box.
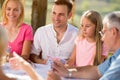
[85,25,91,28]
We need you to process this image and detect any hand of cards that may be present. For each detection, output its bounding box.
[46,56,66,70]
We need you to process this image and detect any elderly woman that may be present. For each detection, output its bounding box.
[0,26,16,80]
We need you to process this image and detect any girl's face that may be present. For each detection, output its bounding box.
[5,0,21,22]
[81,17,96,39]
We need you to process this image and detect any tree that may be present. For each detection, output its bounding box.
[31,0,47,31]
[71,0,76,26]
[0,0,4,8]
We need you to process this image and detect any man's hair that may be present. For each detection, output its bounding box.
[54,0,73,14]
[103,11,120,31]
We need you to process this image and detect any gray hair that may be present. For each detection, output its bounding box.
[103,11,120,31]
[0,25,8,56]
[0,25,8,42]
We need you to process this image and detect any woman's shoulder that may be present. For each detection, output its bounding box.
[21,23,32,27]
[19,23,33,33]
[21,23,33,29]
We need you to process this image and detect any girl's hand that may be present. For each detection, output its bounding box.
[66,58,75,67]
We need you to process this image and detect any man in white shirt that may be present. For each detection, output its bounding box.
[30,0,78,64]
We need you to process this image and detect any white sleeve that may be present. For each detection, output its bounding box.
[31,28,42,56]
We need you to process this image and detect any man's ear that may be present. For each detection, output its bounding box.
[112,27,120,39]
[68,12,72,19]
[112,27,120,41]
[112,27,119,36]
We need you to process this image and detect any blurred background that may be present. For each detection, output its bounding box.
[0,0,120,31]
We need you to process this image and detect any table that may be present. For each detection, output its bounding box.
[2,63,88,80]
[3,63,31,80]
[3,63,51,80]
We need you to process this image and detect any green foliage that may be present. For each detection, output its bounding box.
[1,0,118,27]
[80,0,89,10]
[70,0,120,27]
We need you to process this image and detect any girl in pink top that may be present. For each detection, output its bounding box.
[66,10,108,67]
[1,0,33,60]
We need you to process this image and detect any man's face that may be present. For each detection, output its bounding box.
[101,23,116,51]
[51,4,71,28]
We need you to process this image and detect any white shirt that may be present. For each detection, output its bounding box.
[31,24,78,59]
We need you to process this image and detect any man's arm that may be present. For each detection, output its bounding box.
[30,54,46,64]
[72,66,101,80]
[52,60,101,80]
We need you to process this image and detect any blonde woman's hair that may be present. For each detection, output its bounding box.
[79,10,103,65]
[0,25,8,64]
[1,0,24,28]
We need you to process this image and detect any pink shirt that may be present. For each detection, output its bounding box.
[75,38,108,66]
[8,23,33,55]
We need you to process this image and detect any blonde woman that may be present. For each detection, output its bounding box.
[1,0,33,60]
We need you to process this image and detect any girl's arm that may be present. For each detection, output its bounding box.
[66,45,76,67]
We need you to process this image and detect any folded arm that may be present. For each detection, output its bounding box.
[30,54,46,64]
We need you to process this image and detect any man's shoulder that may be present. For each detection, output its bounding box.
[113,48,120,58]
[37,24,52,31]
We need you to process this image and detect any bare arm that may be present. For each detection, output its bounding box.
[21,40,32,60]
[30,54,46,64]
[72,66,101,80]
[53,60,101,80]
[47,71,61,80]
[66,46,76,67]
[20,61,43,80]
